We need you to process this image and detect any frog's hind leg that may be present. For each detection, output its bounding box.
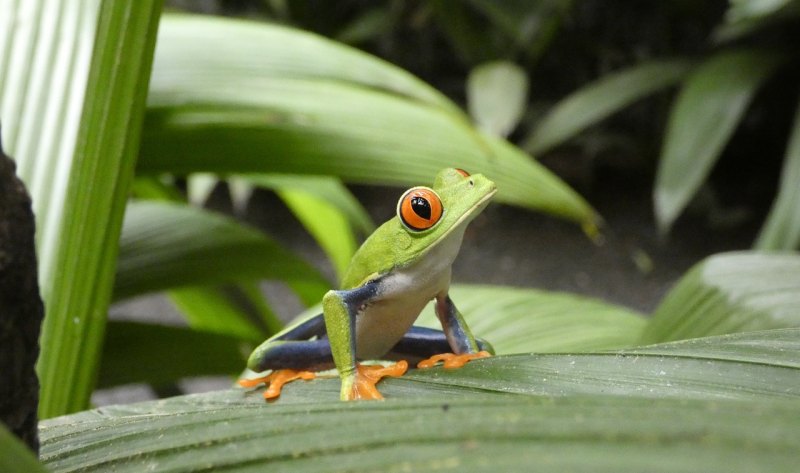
[387,326,494,367]
[240,339,333,400]
[241,314,333,400]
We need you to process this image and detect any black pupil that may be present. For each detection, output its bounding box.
[410,196,431,220]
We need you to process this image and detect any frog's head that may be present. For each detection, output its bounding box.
[395,168,496,248]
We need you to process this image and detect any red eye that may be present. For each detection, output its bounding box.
[455,168,470,178]
[397,187,443,231]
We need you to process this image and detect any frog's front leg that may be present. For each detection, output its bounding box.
[417,293,493,369]
[323,282,407,401]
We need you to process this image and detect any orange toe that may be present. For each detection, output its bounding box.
[238,369,316,400]
[417,351,491,369]
[348,360,409,400]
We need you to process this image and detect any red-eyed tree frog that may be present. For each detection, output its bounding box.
[239,168,496,401]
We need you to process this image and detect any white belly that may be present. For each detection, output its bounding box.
[353,226,466,360]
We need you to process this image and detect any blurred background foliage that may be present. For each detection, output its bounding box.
[2,0,799,422]
[189,0,800,246]
[116,0,800,404]
[2,1,800,469]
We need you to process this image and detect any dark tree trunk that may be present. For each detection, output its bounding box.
[0,130,44,455]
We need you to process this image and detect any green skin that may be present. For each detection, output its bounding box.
[247,168,497,400]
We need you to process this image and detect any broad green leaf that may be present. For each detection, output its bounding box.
[39,399,800,473]
[654,50,784,236]
[641,252,800,343]
[523,59,693,155]
[97,321,247,389]
[114,200,330,305]
[40,329,800,472]
[417,284,646,354]
[1,0,162,417]
[0,424,46,473]
[148,13,457,113]
[140,14,598,227]
[467,61,528,137]
[399,329,800,400]
[755,100,800,249]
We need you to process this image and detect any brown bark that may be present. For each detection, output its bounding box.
[0,130,44,455]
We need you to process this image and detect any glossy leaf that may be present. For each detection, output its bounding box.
[417,284,646,353]
[140,14,598,227]
[467,61,528,137]
[40,329,800,472]
[114,200,331,305]
[0,424,45,473]
[654,50,784,235]
[641,252,800,343]
[755,100,800,249]
[97,321,247,389]
[1,0,162,417]
[524,59,693,155]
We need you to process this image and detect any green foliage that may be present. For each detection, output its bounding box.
[755,101,800,249]
[523,59,694,155]
[642,252,800,343]
[467,61,529,137]
[141,14,598,226]
[0,0,163,417]
[40,329,800,472]
[114,201,330,304]
[654,50,785,235]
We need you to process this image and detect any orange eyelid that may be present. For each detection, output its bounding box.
[398,187,443,231]
[455,168,470,177]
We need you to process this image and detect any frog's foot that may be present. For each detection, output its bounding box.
[417,351,492,369]
[238,369,316,400]
[346,360,409,401]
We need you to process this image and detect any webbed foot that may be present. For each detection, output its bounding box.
[238,369,316,400]
[417,351,491,369]
[344,360,408,401]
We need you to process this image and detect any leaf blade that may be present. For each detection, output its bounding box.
[754,99,800,250]
[467,60,528,137]
[41,327,800,472]
[641,252,800,344]
[654,50,784,235]
[140,14,598,227]
[524,59,693,155]
[1,0,163,417]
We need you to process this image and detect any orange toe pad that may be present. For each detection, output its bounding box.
[417,351,491,369]
[238,369,316,400]
[349,360,409,400]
